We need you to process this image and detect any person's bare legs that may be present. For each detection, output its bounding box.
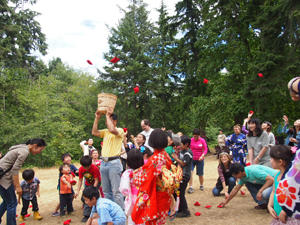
[52,203,60,216]
[187,171,194,193]
[199,175,204,190]
[189,172,193,187]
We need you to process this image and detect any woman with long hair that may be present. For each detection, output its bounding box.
[247,118,271,167]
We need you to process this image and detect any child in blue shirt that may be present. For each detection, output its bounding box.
[82,186,126,225]
[83,186,126,225]
[18,169,42,222]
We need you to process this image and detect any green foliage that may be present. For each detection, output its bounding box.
[0,0,47,69]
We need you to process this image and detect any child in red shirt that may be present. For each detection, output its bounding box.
[75,156,101,222]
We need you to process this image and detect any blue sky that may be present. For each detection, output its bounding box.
[31,0,177,76]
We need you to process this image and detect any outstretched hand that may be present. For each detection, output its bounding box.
[282,115,288,124]
[248,112,254,118]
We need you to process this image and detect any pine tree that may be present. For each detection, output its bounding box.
[100,0,156,133]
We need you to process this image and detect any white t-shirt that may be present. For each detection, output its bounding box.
[141,128,154,152]
[80,141,96,156]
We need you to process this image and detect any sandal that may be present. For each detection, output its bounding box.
[169,211,177,221]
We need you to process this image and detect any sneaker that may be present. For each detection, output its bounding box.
[200,186,204,191]
[33,211,43,220]
[187,187,194,194]
[81,216,89,222]
[52,212,60,217]
[254,204,267,210]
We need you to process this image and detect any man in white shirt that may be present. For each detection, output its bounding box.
[80,139,96,156]
[140,119,154,151]
[217,130,226,148]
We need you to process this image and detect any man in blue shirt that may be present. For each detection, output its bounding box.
[83,186,125,225]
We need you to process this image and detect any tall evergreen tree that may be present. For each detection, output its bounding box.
[0,0,47,69]
[100,0,157,133]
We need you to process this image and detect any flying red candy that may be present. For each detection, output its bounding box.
[249,110,254,114]
[123,128,128,133]
[203,78,209,84]
[86,60,93,65]
[110,57,120,64]
[25,214,30,217]
[133,86,139,94]
[257,73,264,77]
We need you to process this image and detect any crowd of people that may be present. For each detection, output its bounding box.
[0,77,299,225]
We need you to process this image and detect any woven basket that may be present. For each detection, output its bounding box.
[98,93,117,114]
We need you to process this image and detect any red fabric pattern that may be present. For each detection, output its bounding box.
[131,150,172,225]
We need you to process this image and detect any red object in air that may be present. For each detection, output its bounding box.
[86,60,93,65]
[16,214,18,217]
[203,78,209,84]
[25,214,30,217]
[194,201,201,206]
[110,57,120,63]
[249,110,254,114]
[133,86,139,94]
[63,219,72,225]
[258,73,264,77]
[205,205,212,209]
[123,128,128,133]
[29,205,32,208]
[195,212,201,216]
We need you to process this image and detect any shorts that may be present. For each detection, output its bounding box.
[191,160,204,176]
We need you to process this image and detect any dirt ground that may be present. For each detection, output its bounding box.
[3,155,272,225]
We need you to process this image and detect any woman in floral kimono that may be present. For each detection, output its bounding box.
[132,129,173,225]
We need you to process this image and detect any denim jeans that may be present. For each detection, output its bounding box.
[212,177,236,196]
[179,176,190,213]
[21,195,39,216]
[245,182,273,205]
[0,184,17,225]
[100,159,124,209]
